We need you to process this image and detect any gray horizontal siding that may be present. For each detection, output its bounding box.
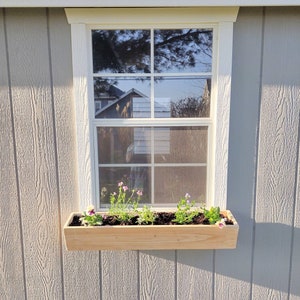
[0,7,300,300]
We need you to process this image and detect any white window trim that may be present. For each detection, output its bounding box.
[65,7,239,210]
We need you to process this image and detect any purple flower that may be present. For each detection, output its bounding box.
[217,219,226,229]
[118,181,124,187]
[218,222,224,229]
[86,205,95,216]
[137,190,143,196]
[123,185,129,192]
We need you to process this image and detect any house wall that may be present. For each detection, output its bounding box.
[0,7,299,300]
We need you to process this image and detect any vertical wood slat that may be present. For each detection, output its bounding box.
[101,251,139,300]
[5,9,63,299]
[48,8,101,299]
[0,8,26,300]
[177,250,213,299]
[215,7,264,300]
[139,251,176,300]
[252,7,300,299]
[290,115,300,299]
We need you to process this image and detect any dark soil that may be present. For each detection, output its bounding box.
[69,212,234,226]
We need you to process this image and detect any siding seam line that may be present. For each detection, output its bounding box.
[99,251,103,300]
[287,111,300,300]
[46,8,65,299]
[137,250,140,300]
[3,7,28,300]
[212,250,215,300]
[175,250,177,300]
[249,6,266,300]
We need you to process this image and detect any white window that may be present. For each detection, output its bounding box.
[65,7,239,210]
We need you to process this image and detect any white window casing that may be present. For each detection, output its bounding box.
[65,7,239,210]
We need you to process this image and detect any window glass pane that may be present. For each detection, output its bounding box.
[97,127,152,164]
[99,167,151,205]
[154,29,212,73]
[154,166,206,204]
[154,77,210,118]
[94,77,151,118]
[154,127,207,163]
[92,30,151,73]
[98,126,207,164]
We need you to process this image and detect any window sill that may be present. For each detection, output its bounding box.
[63,210,239,250]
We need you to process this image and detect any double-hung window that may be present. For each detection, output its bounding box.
[65,7,238,210]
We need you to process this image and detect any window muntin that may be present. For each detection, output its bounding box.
[92,28,212,206]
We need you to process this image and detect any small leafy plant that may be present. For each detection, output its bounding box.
[172,193,199,224]
[203,206,221,224]
[80,205,103,226]
[108,181,143,223]
[202,206,227,228]
[137,205,156,225]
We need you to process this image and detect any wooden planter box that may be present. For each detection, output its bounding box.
[64,210,239,251]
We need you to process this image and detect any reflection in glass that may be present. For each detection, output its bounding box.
[98,126,207,164]
[92,30,151,73]
[154,127,207,163]
[154,167,206,204]
[94,77,151,118]
[154,29,212,73]
[97,127,152,164]
[154,77,210,118]
[99,167,151,205]
[93,28,212,206]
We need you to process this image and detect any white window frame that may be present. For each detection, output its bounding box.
[65,7,239,210]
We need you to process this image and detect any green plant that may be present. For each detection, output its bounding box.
[173,193,199,224]
[80,205,103,226]
[108,181,143,223]
[202,206,222,224]
[137,205,156,225]
[80,186,228,228]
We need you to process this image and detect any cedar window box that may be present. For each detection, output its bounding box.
[63,210,239,251]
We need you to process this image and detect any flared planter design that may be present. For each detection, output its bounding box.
[64,210,239,251]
